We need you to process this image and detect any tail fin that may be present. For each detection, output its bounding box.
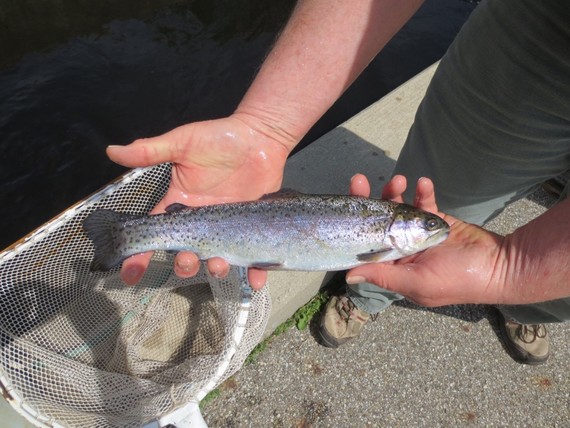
[82,209,139,271]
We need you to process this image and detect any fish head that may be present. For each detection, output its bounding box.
[386,204,450,257]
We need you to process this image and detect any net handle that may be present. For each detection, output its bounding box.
[142,402,207,428]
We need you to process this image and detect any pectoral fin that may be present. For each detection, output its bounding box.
[356,248,393,263]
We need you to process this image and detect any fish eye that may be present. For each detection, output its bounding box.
[425,217,440,231]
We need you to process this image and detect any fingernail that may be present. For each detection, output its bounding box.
[418,177,429,185]
[346,275,366,285]
[176,260,194,273]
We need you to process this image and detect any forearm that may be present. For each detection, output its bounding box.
[234,0,424,151]
[494,198,570,305]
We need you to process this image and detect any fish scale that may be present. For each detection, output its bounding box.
[83,190,450,272]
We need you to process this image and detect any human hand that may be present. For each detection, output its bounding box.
[107,114,291,287]
[346,174,506,307]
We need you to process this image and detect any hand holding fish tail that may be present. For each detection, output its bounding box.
[106,115,291,286]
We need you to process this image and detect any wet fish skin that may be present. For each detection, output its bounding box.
[83,191,450,272]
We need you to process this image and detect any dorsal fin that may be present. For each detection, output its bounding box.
[260,188,304,200]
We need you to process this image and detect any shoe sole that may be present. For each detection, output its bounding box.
[317,323,343,348]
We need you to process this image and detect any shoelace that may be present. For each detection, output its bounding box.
[518,324,547,344]
[336,297,357,321]
[335,296,378,321]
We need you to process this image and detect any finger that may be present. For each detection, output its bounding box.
[346,262,416,297]
[381,175,407,202]
[349,174,371,197]
[247,268,268,290]
[347,260,450,307]
[207,257,231,278]
[414,177,438,214]
[174,251,201,278]
[120,252,154,285]
[107,130,183,169]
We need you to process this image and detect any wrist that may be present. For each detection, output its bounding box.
[490,224,561,306]
[488,233,520,305]
[489,198,570,306]
[232,106,304,155]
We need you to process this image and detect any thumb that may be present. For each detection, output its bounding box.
[107,131,183,168]
[346,263,416,297]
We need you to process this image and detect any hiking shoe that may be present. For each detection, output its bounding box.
[542,171,569,197]
[318,295,373,348]
[498,313,549,365]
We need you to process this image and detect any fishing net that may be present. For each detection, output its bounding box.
[0,164,271,427]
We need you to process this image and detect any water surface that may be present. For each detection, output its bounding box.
[0,0,476,248]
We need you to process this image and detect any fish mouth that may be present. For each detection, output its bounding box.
[426,227,450,247]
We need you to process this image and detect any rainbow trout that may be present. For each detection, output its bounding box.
[83,190,449,272]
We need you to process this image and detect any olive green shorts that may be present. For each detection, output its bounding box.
[351,0,570,323]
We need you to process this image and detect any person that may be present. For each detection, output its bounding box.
[106,0,570,365]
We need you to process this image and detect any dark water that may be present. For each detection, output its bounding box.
[0,0,476,249]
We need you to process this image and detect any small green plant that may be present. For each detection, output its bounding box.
[199,387,221,409]
[293,292,328,331]
[244,316,294,365]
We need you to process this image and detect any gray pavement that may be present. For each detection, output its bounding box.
[201,188,570,427]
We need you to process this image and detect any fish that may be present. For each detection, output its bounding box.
[82,190,450,272]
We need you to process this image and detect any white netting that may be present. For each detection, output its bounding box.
[0,164,271,427]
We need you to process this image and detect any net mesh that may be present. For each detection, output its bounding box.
[0,164,271,427]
